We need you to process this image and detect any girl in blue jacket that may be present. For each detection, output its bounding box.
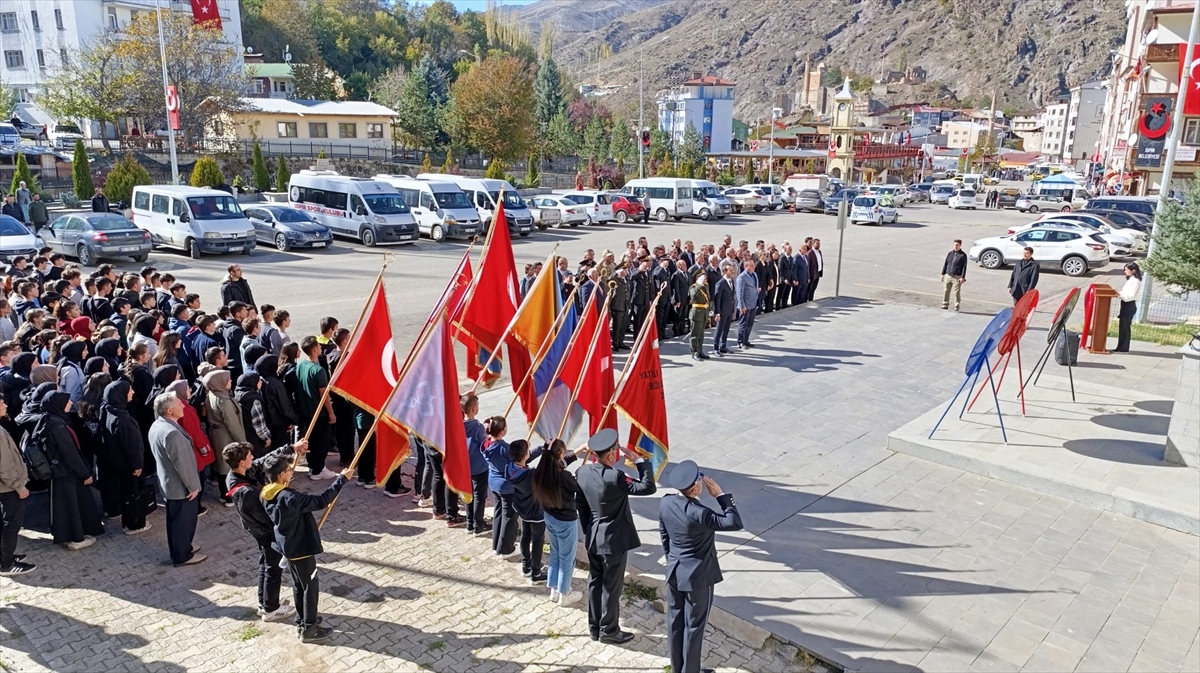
[483,416,517,557]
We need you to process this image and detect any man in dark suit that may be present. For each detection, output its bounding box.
[669,259,690,338]
[1008,246,1040,304]
[575,429,657,644]
[608,267,630,351]
[805,239,823,302]
[776,249,793,311]
[630,261,652,334]
[659,461,742,673]
[711,264,736,356]
[789,243,809,306]
[580,267,604,310]
[653,259,673,339]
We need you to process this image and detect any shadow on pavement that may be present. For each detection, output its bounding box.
[1,603,188,673]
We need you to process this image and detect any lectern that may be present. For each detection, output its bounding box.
[1088,284,1119,354]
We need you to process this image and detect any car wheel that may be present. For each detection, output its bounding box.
[187,238,201,259]
[1028,205,1039,214]
[717,215,726,220]
[672,216,682,222]
[699,208,711,221]
[275,233,289,251]
[519,231,530,238]
[361,227,377,247]
[132,253,149,263]
[876,217,884,226]
[655,208,669,222]
[980,249,1003,269]
[430,224,446,243]
[1061,255,1087,277]
[76,244,95,267]
[754,206,764,212]
[551,217,562,229]
[733,205,742,214]
[615,210,628,223]
[1060,206,1072,212]
[568,219,580,228]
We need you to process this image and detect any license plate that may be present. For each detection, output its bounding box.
[119,246,138,252]
[312,242,327,248]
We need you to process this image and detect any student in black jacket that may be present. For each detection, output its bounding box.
[37,391,105,548]
[224,440,305,624]
[99,380,149,534]
[260,453,352,643]
[255,355,298,450]
[506,439,546,583]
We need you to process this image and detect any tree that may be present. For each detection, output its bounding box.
[190,156,225,188]
[0,83,16,119]
[72,140,95,200]
[274,154,290,192]
[251,141,271,191]
[421,153,433,173]
[1144,174,1200,293]
[822,65,843,88]
[377,55,448,150]
[609,117,634,174]
[485,158,505,179]
[581,115,609,163]
[441,147,454,173]
[677,121,704,177]
[116,11,246,144]
[9,153,38,197]
[445,55,534,163]
[291,61,343,100]
[744,159,755,184]
[649,126,672,165]
[533,56,564,141]
[38,33,129,151]
[524,153,539,188]
[104,153,152,205]
[545,110,578,158]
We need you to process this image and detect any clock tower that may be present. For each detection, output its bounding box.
[828,77,856,181]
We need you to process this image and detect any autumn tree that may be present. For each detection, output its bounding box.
[38,33,129,151]
[376,54,448,150]
[445,55,534,163]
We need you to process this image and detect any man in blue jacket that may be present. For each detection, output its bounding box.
[734,260,759,349]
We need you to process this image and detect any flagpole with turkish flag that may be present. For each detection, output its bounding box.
[190,0,223,29]
[555,288,615,441]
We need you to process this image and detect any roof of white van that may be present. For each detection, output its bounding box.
[416,174,510,188]
[134,185,229,196]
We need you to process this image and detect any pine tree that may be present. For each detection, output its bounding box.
[274,154,290,191]
[421,153,433,173]
[533,57,564,141]
[609,118,634,175]
[392,55,449,150]
[72,140,95,200]
[1144,174,1200,293]
[485,159,505,180]
[103,153,152,205]
[524,153,539,188]
[677,121,704,179]
[744,159,755,185]
[546,110,578,158]
[251,141,270,191]
[9,153,38,197]
[189,156,225,188]
[582,115,608,163]
[441,148,454,173]
[274,154,290,192]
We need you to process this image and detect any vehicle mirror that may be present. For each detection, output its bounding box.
[179,211,190,223]
[355,206,367,216]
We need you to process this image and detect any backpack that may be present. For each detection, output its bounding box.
[188,379,208,419]
[19,429,53,481]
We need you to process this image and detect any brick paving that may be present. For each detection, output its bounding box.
[0,464,814,673]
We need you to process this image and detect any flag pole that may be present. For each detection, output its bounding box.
[318,306,447,529]
[292,254,394,471]
[502,283,580,418]
[523,292,602,444]
[554,289,613,441]
[466,244,559,394]
[596,283,667,430]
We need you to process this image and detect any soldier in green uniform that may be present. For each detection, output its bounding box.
[688,270,710,361]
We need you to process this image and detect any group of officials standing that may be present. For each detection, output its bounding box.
[576,429,742,673]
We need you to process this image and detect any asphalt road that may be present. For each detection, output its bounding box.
[116,197,1129,343]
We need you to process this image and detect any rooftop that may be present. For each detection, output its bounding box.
[245,63,294,79]
[683,75,736,87]
[239,98,398,117]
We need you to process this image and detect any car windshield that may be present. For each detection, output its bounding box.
[800,190,821,198]
[187,195,243,220]
[364,194,410,214]
[490,191,526,208]
[932,185,954,194]
[0,216,28,235]
[55,124,82,134]
[699,186,721,198]
[959,190,976,197]
[85,215,135,231]
[562,195,590,204]
[853,197,876,207]
[433,190,472,210]
[270,208,315,223]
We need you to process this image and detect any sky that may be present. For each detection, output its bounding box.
[408,0,538,11]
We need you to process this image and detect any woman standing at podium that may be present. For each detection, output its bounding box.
[1115,262,1143,353]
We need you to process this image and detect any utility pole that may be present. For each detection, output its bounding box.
[155,0,179,185]
[639,43,644,179]
[767,107,782,184]
[1139,0,1200,321]
[986,89,997,171]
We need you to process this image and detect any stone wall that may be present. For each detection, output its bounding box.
[1165,346,1199,467]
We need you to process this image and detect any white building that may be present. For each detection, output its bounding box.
[657,73,735,154]
[1011,113,1045,153]
[1041,101,1070,159]
[1,0,242,133]
[943,120,996,150]
[1061,80,1107,166]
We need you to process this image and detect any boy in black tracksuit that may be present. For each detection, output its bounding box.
[506,439,547,583]
[261,453,352,643]
[223,439,306,623]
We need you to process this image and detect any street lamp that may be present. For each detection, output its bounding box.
[767,107,783,184]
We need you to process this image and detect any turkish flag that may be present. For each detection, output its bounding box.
[326,278,410,483]
[1180,44,1200,115]
[190,0,223,29]
[558,293,616,434]
[614,319,669,475]
[457,199,518,355]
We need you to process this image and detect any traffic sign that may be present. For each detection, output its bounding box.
[961,147,969,157]
[166,85,181,131]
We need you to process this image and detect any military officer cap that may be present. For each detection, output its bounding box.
[587,428,620,454]
[667,460,701,491]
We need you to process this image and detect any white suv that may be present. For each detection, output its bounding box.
[948,189,978,210]
[969,226,1109,277]
[744,184,785,210]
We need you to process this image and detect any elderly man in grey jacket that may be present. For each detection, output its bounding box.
[149,392,205,567]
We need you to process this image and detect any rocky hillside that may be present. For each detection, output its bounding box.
[522,0,1126,116]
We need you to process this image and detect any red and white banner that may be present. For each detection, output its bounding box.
[191,0,223,29]
[1179,44,1200,116]
[165,85,180,131]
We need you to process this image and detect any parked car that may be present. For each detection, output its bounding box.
[529,195,588,227]
[528,202,562,230]
[794,189,824,212]
[1078,208,1152,233]
[0,123,19,146]
[1016,193,1072,213]
[0,215,42,263]
[609,195,644,223]
[687,180,731,220]
[41,212,152,265]
[1035,212,1147,253]
[722,187,767,213]
[1007,219,1131,256]
[1084,196,1159,218]
[744,184,785,210]
[948,189,978,210]
[822,189,860,215]
[869,185,908,207]
[46,123,84,149]
[929,183,955,204]
[850,196,898,225]
[969,226,1109,277]
[906,184,931,202]
[244,205,334,251]
[9,117,44,140]
[996,189,1020,209]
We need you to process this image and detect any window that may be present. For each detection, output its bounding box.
[273,80,289,93]
[338,122,357,138]
[1016,230,1046,243]
[251,79,263,94]
[151,194,170,214]
[59,48,67,66]
[1049,231,1079,242]
[15,88,32,103]
[308,122,328,138]
[107,8,118,30]
[1184,119,1200,145]
[0,13,16,31]
[366,123,384,139]
[349,194,365,214]
[134,191,150,210]
[36,49,44,68]
[419,192,434,209]
[172,199,184,217]
[30,10,39,31]
[4,51,24,69]
[276,121,297,138]
[54,9,63,29]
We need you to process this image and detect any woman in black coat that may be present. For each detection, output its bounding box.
[0,352,35,437]
[123,343,157,503]
[100,380,148,533]
[79,372,116,516]
[37,390,105,548]
[94,338,123,377]
[254,354,298,450]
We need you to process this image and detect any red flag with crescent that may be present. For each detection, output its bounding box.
[1180,44,1200,116]
[190,0,223,29]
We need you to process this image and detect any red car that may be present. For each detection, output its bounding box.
[611,195,644,223]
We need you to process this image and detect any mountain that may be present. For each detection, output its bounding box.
[522,0,1127,118]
